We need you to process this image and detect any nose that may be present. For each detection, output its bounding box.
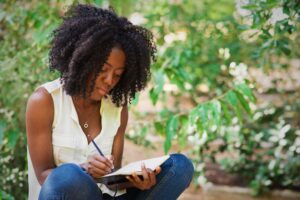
[104,72,113,86]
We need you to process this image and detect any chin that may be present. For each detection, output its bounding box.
[93,92,109,101]
[89,94,103,101]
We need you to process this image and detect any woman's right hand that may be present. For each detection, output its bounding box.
[82,154,114,178]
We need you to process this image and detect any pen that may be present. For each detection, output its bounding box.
[88,134,115,172]
[87,134,105,157]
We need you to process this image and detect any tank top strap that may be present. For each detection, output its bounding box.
[41,78,62,93]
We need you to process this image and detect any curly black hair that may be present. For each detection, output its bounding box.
[49,4,156,106]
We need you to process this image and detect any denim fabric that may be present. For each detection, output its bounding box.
[39,153,194,200]
[39,163,102,200]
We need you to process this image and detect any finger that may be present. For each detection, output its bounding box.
[131,172,143,184]
[154,166,161,175]
[148,169,156,186]
[141,163,150,184]
[89,158,112,173]
[94,155,113,170]
[107,154,114,162]
[107,155,115,169]
[87,164,107,178]
[126,176,137,187]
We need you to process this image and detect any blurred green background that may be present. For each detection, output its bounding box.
[0,0,299,199]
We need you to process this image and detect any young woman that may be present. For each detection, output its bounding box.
[26,4,194,200]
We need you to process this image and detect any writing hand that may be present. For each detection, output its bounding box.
[82,154,114,178]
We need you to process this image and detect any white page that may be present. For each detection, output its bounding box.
[103,155,170,177]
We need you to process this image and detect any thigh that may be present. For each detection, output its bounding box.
[127,153,194,200]
[104,154,194,200]
[39,163,103,200]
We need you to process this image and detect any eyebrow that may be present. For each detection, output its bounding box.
[105,62,125,70]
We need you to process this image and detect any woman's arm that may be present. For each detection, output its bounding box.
[26,87,56,185]
[111,105,128,168]
[107,105,135,190]
[110,105,162,190]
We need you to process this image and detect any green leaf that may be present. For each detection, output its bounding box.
[195,104,208,132]
[164,115,178,153]
[139,126,148,137]
[242,4,259,10]
[234,90,252,115]
[178,115,188,149]
[282,4,290,15]
[0,121,6,147]
[7,128,20,149]
[220,99,231,124]
[149,70,164,105]
[94,0,104,6]
[131,92,139,106]
[189,105,200,125]
[210,100,222,128]
[149,87,159,105]
[225,90,238,106]
[0,190,14,200]
[225,91,243,123]
[236,84,256,102]
[154,121,164,136]
[279,44,291,55]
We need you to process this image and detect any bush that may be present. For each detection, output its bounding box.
[0,0,299,198]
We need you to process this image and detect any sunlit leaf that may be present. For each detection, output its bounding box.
[164,115,178,153]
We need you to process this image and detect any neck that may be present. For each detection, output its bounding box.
[72,96,101,109]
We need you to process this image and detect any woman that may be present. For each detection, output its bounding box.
[26,4,194,200]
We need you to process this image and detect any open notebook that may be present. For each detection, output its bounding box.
[95,155,170,185]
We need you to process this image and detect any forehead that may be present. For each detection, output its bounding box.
[104,47,126,69]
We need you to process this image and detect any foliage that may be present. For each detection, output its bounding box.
[208,98,300,195]
[130,0,300,196]
[241,0,300,70]
[0,0,299,198]
[0,1,61,199]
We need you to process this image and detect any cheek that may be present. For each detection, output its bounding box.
[94,74,104,85]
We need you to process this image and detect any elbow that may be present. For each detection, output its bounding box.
[37,173,46,186]
[36,168,53,186]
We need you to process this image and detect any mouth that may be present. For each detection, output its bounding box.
[96,87,108,95]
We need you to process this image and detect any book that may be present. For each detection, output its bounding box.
[95,155,170,186]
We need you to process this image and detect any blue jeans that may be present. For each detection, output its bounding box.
[39,153,194,200]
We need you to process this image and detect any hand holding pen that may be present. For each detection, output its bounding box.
[82,135,115,178]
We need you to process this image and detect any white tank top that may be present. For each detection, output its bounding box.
[27,79,126,200]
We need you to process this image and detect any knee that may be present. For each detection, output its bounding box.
[40,163,93,196]
[170,153,194,187]
[50,163,84,182]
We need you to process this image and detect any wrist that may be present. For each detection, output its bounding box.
[79,163,88,172]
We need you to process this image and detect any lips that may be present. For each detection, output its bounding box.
[97,87,108,94]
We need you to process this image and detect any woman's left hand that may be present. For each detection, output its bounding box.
[126,164,161,190]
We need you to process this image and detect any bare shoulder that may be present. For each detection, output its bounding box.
[27,87,53,106]
[26,86,54,132]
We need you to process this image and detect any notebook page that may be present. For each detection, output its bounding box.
[103,155,170,177]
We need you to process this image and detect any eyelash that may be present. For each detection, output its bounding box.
[99,70,122,77]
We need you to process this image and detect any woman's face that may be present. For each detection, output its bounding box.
[89,47,126,101]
